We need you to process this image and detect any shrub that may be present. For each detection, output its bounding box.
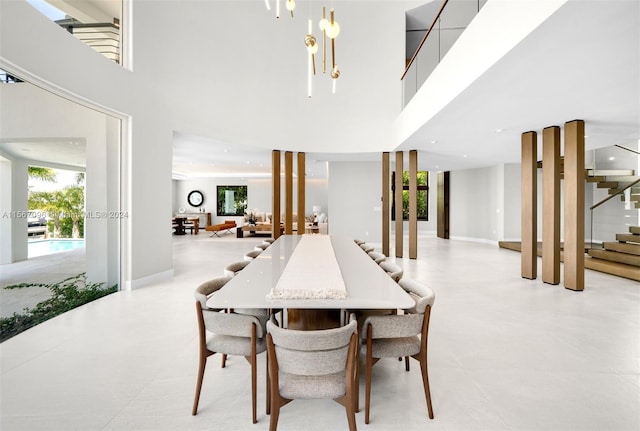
[0,273,117,342]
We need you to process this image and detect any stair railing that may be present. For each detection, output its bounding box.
[590,178,640,211]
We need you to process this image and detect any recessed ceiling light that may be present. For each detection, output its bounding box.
[495,128,503,133]
[608,156,615,161]
[463,155,468,158]
[223,149,229,152]
[431,140,438,144]
[584,135,589,139]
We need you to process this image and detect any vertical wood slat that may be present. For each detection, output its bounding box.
[284,151,293,235]
[297,152,305,236]
[382,152,390,256]
[564,120,585,291]
[395,152,404,257]
[437,171,450,239]
[542,126,561,285]
[409,150,418,259]
[521,131,537,279]
[272,150,281,239]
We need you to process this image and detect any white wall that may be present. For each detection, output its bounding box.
[328,162,382,242]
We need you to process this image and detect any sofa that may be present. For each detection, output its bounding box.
[244,210,328,235]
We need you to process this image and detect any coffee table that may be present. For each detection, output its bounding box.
[236,223,282,238]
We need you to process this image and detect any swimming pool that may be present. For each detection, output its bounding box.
[28,239,85,258]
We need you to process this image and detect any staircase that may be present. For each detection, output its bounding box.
[587,226,640,281]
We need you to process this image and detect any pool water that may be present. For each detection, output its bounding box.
[28,239,85,258]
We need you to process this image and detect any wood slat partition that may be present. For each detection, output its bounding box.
[297,152,306,235]
[437,171,449,239]
[409,150,417,259]
[284,151,293,235]
[542,126,561,284]
[521,131,537,279]
[272,150,281,239]
[382,152,390,256]
[563,120,585,291]
[395,152,404,257]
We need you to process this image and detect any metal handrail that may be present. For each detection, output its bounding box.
[615,144,640,155]
[590,178,640,210]
[401,0,449,80]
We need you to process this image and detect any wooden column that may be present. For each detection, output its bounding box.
[409,150,418,259]
[272,150,281,239]
[437,171,449,239]
[521,131,537,279]
[382,152,390,256]
[564,120,585,291]
[297,152,306,236]
[542,126,561,284]
[395,152,404,257]
[284,151,293,235]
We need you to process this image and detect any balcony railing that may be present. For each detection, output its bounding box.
[401,0,487,107]
[57,18,120,64]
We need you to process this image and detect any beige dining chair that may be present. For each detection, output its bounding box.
[255,243,270,251]
[359,243,375,253]
[379,261,403,282]
[224,260,250,277]
[368,251,387,264]
[263,238,276,244]
[244,249,262,261]
[359,279,436,424]
[192,277,267,423]
[266,316,359,431]
[354,239,366,245]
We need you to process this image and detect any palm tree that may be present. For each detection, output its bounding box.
[59,186,85,238]
[28,166,57,182]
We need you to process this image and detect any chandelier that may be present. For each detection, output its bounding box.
[265,1,341,97]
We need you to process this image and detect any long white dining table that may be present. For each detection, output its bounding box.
[207,235,415,315]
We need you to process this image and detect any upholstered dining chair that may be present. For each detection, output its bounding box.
[255,243,270,251]
[244,250,262,261]
[192,277,267,423]
[263,238,276,244]
[354,239,366,246]
[359,279,436,424]
[367,251,387,264]
[379,261,403,282]
[360,243,375,253]
[266,316,359,431]
[224,260,250,277]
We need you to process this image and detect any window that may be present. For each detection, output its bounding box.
[391,171,428,221]
[216,185,247,216]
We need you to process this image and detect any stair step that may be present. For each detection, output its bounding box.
[616,233,640,244]
[588,249,640,266]
[630,226,640,235]
[598,181,619,188]
[585,256,640,281]
[586,175,606,183]
[587,169,635,176]
[603,241,640,255]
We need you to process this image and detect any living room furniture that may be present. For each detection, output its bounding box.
[205,220,237,237]
[237,224,283,238]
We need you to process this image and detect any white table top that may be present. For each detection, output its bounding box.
[207,235,415,310]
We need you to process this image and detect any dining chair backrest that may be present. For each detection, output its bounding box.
[194,276,233,310]
[399,279,435,314]
[255,243,270,251]
[244,250,262,261]
[360,243,375,253]
[201,307,265,340]
[368,251,387,264]
[224,260,250,277]
[267,318,356,377]
[379,261,403,282]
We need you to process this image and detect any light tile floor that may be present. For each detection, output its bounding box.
[1,233,639,430]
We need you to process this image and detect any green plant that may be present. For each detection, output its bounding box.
[0,273,117,343]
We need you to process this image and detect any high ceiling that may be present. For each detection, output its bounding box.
[2,0,638,179]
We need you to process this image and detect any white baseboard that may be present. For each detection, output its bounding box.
[125,269,174,290]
